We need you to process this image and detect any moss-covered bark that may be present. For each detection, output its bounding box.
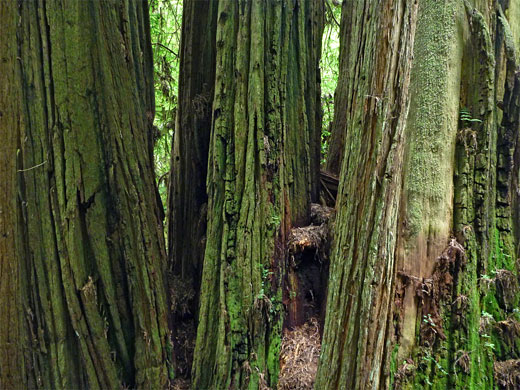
[0,2,24,388]
[190,0,324,389]
[317,1,520,389]
[0,1,170,388]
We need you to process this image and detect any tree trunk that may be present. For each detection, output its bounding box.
[166,0,218,378]
[0,1,170,388]
[189,0,324,388]
[167,0,218,322]
[317,1,520,389]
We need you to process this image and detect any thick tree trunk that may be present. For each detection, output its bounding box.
[317,1,520,389]
[189,0,324,388]
[0,1,170,389]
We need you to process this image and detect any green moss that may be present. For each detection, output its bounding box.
[389,343,400,388]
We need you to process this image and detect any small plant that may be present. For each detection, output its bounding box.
[270,213,281,228]
[256,265,275,312]
[481,333,496,350]
[479,274,495,290]
[482,311,494,320]
[479,312,496,334]
[257,288,266,300]
[423,314,437,329]
[460,109,482,124]
[422,351,448,376]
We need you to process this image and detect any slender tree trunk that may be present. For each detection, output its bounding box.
[167,0,218,321]
[166,0,218,378]
[189,0,324,388]
[324,0,353,176]
[317,1,520,389]
[0,1,170,388]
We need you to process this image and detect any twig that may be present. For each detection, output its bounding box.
[326,0,341,28]
[153,42,178,58]
[18,161,47,172]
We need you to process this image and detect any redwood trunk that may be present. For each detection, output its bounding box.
[189,0,324,388]
[317,1,520,389]
[0,1,170,388]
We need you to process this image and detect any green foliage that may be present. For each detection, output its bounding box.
[459,109,482,124]
[320,1,341,164]
[150,0,182,209]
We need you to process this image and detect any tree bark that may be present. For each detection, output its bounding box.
[0,2,24,388]
[0,1,170,388]
[190,0,324,388]
[167,0,218,320]
[166,0,219,378]
[317,1,520,389]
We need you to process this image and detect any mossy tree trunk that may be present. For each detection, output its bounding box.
[0,1,171,389]
[317,1,520,389]
[188,0,324,389]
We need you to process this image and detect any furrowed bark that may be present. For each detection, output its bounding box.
[0,2,24,388]
[318,0,520,389]
[190,0,324,389]
[0,1,170,388]
[316,1,419,388]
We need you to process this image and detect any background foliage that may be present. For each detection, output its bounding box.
[150,0,182,207]
[320,0,341,163]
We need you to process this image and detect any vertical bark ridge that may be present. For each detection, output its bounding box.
[0,2,25,388]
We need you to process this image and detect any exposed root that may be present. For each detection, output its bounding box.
[288,204,332,258]
[285,204,332,328]
[494,359,520,389]
[496,318,520,338]
[278,318,321,390]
